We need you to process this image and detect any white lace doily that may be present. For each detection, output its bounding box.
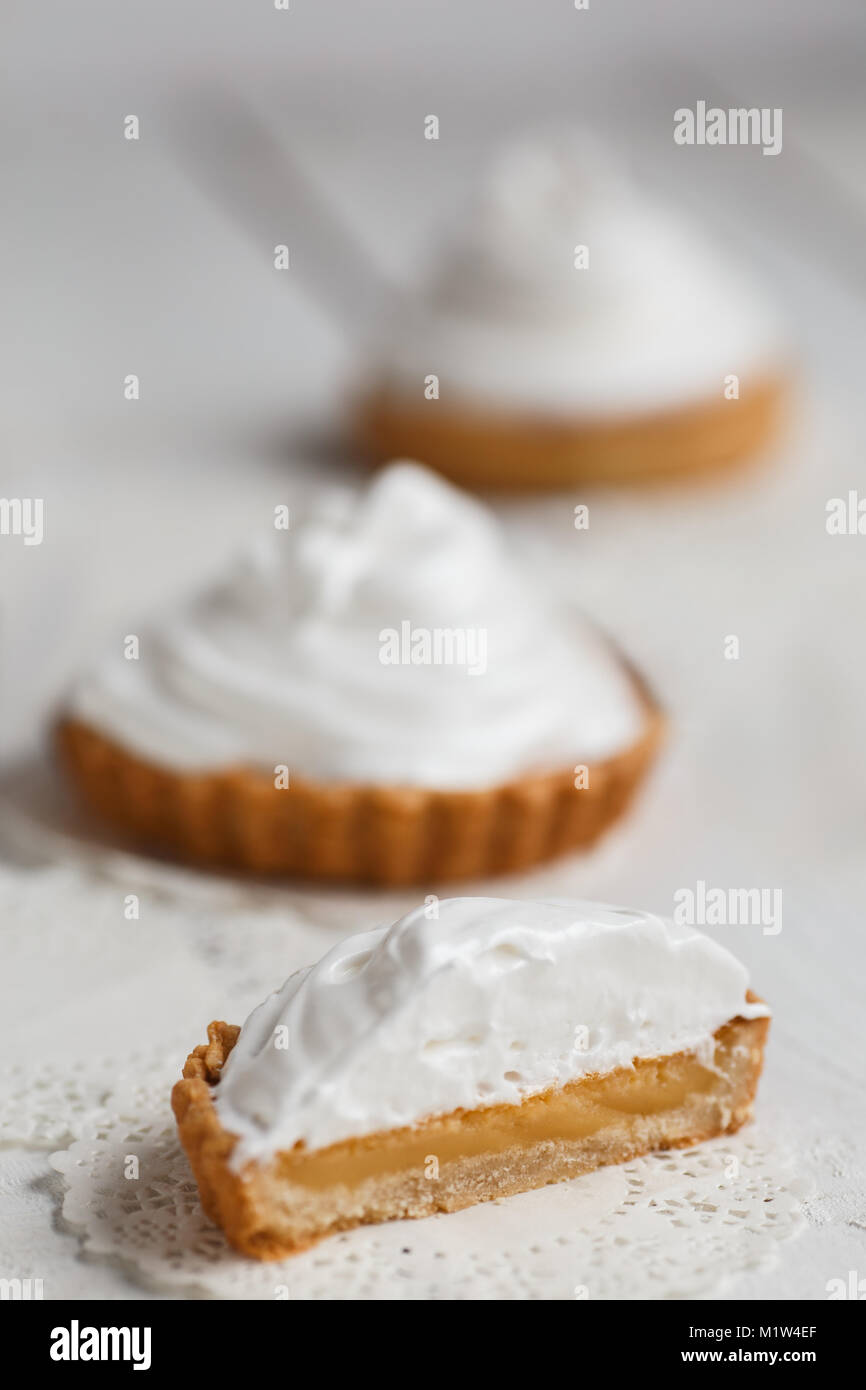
[0,857,812,1299]
[48,1069,808,1300]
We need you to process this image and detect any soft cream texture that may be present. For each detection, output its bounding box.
[216,896,770,1160]
[374,132,780,415]
[69,463,645,786]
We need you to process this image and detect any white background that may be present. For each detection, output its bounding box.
[1,1,865,1300]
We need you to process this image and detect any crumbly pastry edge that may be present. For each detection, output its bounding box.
[56,672,663,885]
[356,377,787,491]
[172,1005,769,1261]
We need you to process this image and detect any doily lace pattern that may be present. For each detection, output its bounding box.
[0,859,810,1299]
[50,1074,809,1300]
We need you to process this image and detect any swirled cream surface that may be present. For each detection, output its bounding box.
[68,463,645,786]
[216,896,770,1158]
[374,133,780,415]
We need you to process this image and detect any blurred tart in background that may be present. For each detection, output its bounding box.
[356,133,786,490]
[58,463,662,884]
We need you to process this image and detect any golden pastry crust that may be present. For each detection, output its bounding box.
[172,1002,769,1261]
[56,674,663,885]
[356,377,786,491]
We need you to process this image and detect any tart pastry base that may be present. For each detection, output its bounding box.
[172,1002,769,1260]
[57,680,662,885]
[357,378,785,491]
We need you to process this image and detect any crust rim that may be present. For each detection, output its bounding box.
[57,670,664,884]
[356,376,787,491]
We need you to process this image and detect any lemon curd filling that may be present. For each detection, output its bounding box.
[265,1030,742,1193]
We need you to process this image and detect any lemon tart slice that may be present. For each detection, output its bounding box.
[173,897,769,1259]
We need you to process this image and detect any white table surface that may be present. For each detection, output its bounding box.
[2,19,866,1299]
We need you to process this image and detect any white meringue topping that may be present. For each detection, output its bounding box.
[373,131,780,415]
[68,463,645,786]
[216,896,770,1159]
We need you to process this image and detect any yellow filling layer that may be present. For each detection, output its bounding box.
[269,1039,733,1192]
